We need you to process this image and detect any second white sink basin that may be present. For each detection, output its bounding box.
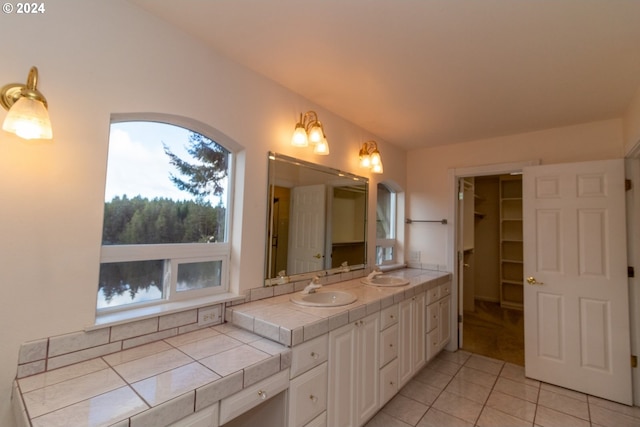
[290,290,357,307]
[361,276,410,287]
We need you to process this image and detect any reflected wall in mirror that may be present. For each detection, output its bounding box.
[265,152,368,284]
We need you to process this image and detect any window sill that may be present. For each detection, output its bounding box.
[89,292,244,331]
[378,263,407,272]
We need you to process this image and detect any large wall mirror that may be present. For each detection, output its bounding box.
[265,152,368,284]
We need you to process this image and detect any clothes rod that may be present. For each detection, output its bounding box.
[405,218,448,224]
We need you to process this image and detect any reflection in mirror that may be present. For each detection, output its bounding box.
[265,152,368,284]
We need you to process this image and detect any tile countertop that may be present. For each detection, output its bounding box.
[226,268,452,347]
[13,268,450,427]
[14,324,291,427]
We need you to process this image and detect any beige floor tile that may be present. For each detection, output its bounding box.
[589,402,640,427]
[485,390,536,422]
[476,406,532,427]
[416,408,474,427]
[493,377,539,403]
[432,391,483,425]
[398,378,441,406]
[454,366,498,389]
[381,394,429,425]
[538,389,589,420]
[413,367,454,390]
[445,376,492,404]
[534,406,590,427]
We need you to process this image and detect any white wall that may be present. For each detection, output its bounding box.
[406,118,625,269]
[0,2,406,425]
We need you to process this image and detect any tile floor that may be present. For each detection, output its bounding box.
[365,350,640,427]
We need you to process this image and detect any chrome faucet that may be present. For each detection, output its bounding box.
[302,276,322,294]
[367,269,383,280]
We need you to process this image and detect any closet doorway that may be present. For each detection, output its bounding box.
[459,174,524,365]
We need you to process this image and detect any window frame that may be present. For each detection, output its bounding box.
[98,113,237,315]
[375,182,398,266]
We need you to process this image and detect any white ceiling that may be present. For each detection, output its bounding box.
[131,0,640,150]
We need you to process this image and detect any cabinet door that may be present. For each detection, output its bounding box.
[412,292,426,371]
[356,314,380,427]
[328,323,357,427]
[397,298,413,387]
[438,296,451,350]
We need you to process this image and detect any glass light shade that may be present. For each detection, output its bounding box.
[371,162,384,173]
[370,150,382,166]
[2,96,52,140]
[313,137,330,155]
[308,123,324,144]
[291,125,308,147]
[360,153,371,168]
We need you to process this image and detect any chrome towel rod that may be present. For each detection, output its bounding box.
[405,218,447,224]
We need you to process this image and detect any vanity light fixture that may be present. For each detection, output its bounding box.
[291,110,329,155]
[359,140,384,174]
[0,66,53,140]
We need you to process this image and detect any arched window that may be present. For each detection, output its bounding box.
[98,115,235,312]
[376,182,397,265]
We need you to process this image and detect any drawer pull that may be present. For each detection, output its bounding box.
[309,394,318,403]
[390,315,395,319]
[389,343,393,348]
[257,390,268,400]
[310,351,319,359]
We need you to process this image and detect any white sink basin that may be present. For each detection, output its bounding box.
[290,290,357,307]
[361,276,410,287]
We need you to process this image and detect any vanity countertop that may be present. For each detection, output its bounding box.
[13,323,291,427]
[226,268,452,347]
[13,268,450,427]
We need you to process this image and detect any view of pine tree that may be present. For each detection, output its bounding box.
[163,132,230,201]
[102,196,224,244]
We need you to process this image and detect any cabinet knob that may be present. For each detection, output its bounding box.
[257,390,268,400]
[309,394,318,403]
[389,343,393,348]
[310,351,318,359]
[390,315,394,319]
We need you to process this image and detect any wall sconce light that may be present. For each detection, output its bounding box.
[291,110,329,155]
[359,140,384,173]
[0,66,53,140]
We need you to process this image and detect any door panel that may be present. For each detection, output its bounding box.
[523,159,632,404]
[288,184,326,274]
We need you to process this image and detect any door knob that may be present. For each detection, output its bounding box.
[526,276,544,285]
[313,253,322,259]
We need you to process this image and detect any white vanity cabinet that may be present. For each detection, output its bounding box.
[426,281,452,361]
[398,292,426,388]
[328,312,380,427]
[169,405,219,427]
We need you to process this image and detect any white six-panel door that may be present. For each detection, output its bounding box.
[523,159,632,404]
[288,184,326,275]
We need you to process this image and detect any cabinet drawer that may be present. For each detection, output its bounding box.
[426,329,439,362]
[426,286,440,305]
[439,282,451,298]
[379,324,398,367]
[289,363,328,427]
[290,334,328,378]
[379,358,398,406]
[425,303,438,332]
[380,304,399,330]
[219,369,289,425]
[169,404,218,427]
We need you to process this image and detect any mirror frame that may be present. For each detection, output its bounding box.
[264,152,369,286]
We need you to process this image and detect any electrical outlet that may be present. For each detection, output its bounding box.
[198,305,221,326]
